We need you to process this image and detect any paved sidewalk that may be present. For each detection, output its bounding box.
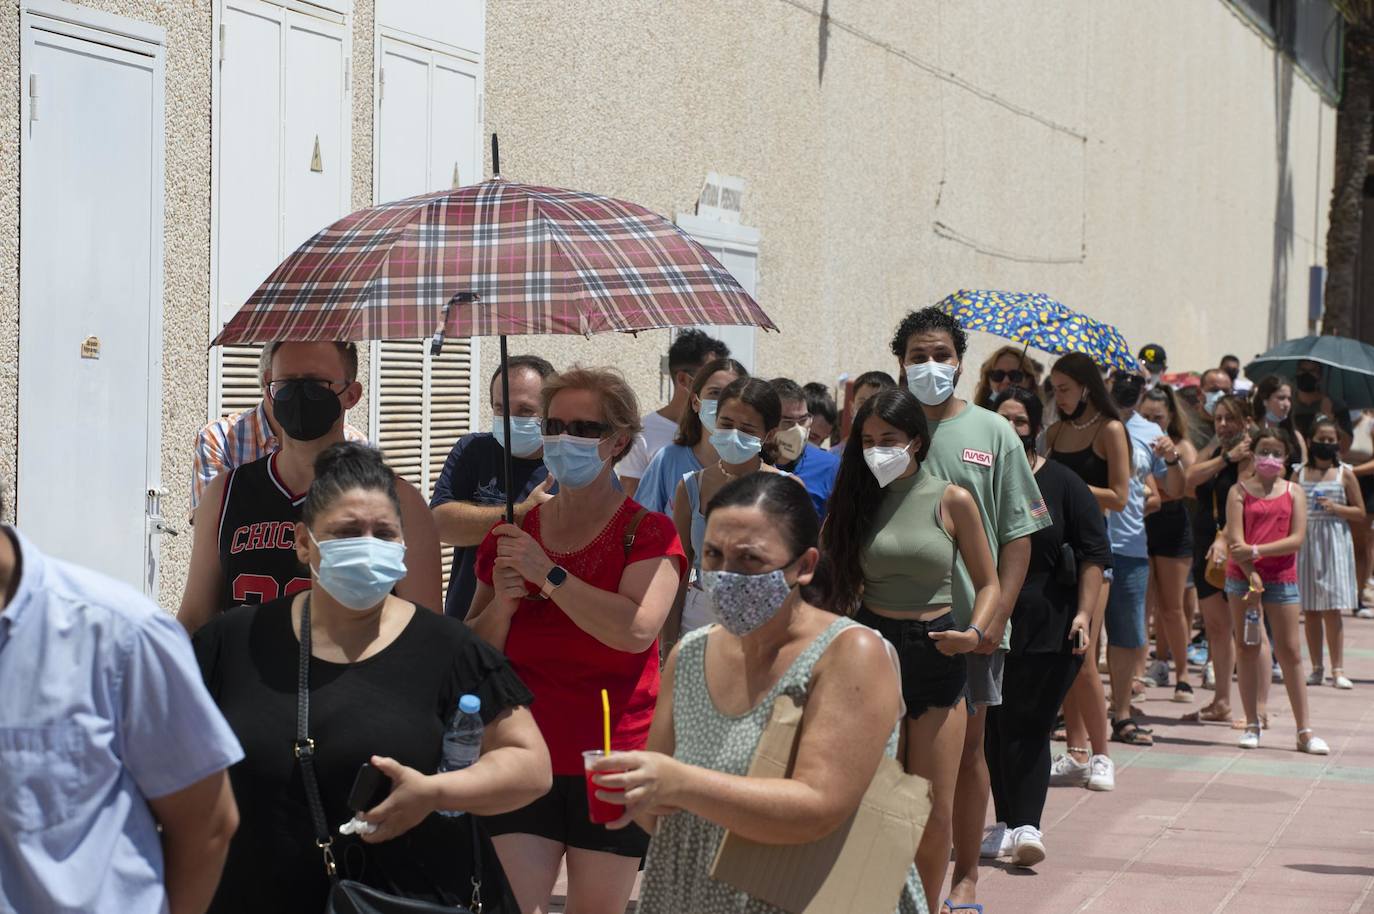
[552,614,1374,913]
[976,614,1374,914]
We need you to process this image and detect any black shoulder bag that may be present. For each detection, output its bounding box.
[296,595,484,914]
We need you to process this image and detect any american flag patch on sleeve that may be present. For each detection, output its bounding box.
[1030,498,1049,519]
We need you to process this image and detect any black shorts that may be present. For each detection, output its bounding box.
[1146,503,1193,559]
[481,776,650,858]
[1191,532,1223,601]
[1361,475,1374,516]
[855,607,966,719]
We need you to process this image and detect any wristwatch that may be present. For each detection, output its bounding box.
[540,565,569,599]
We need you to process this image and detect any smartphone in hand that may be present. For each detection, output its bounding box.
[1073,627,1088,652]
[348,762,391,813]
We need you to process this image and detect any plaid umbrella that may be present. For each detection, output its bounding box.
[212,177,776,346]
[214,163,776,519]
[936,289,1139,373]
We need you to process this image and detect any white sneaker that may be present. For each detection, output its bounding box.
[1009,825,1046,867]
[980,821,1011,858]
[1203,662,1216,689]
[1333,670,1354,690]
[1049,752,1090,787]
[1087,754,1116,791]
[1298,730,1330,755]
[1357,608,1374,620]
[1239,726,1261,749]
[1307,666,1325,686]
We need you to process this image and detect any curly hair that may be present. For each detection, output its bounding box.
[889,307,968,361]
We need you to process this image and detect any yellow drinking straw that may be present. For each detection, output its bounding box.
[601,688,611,756]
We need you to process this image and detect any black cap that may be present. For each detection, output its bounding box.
[1137,343,1167,370]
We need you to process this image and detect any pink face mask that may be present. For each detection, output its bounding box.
[1254,455,1285,479]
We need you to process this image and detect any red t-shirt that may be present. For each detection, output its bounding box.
[475,499,686,775]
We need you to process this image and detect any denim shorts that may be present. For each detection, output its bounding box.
[1105,554,1150,649]
[1224,578,1300,605]
[855,607,967,719]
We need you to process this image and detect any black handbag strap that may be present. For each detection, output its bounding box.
[295,594,486,912]
[296,594,339,881]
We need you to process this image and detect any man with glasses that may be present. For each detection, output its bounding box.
[431,355,557,618]
[178,342,441,633]
[768,377,840,518]
[188,345,366,522]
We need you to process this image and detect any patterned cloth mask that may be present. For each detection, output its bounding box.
[700,566,794,636]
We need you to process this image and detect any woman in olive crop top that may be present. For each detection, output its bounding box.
[822,387,1000,911]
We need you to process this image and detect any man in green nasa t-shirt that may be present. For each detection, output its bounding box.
[891,307,1051,913]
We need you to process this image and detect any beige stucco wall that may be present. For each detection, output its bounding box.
[0,0,1341,606]
[481,0,1337,415]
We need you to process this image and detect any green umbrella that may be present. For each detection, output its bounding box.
[1244,335,1374,409]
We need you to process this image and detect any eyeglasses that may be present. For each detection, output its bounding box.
[779,413,811,431]
[267,378,347,399]
[542,418,611,439]
[989,369,1025,384]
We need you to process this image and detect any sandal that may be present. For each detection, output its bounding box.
[1239,723,1261,750]
[1112,717,1154,746]
[1232,713,1270,730]
[1333,669,1354,690]
[942,902,984,913]
[1172,681,1195,703]
[1183,701,1230,722]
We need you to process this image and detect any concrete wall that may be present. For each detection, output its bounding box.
[0,0,1338,606]
[481,0,1336,411]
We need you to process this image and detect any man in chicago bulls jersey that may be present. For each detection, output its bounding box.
[178,342,441,633]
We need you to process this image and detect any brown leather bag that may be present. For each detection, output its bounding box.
[1204,486,1229,590]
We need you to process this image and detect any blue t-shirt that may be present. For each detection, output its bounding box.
[779,444,840,519]
[634,444,704,514]
[429,433,550,617]
[1108,412,1169,559]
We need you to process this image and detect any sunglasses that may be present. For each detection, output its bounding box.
[542,418,611,439]
[989,369,1025,384]
[267,378,346,399]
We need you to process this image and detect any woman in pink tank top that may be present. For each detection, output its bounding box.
[1223,426,1328,755]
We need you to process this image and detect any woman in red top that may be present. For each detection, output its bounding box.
[469,366,687,914]
[1224,426,1328,755]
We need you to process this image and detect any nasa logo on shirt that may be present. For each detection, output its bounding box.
[961,448,994,468]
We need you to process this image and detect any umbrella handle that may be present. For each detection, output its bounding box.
[492,133,500,178]
[500,334,516,524]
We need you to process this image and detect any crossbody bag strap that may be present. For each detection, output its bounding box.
[623,506,650,559]
[295,595,338,880]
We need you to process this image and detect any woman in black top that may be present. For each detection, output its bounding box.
[1044,353,1129,784]
[1182,395,1261,724]
[194,443,551,913]
[985,388,1110,867]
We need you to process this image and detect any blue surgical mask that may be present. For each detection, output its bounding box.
[541,434,608,489]
[1204,389,1225,415]
[698,398,719,433]
[1265,409,1284,426]
[493,415,543,458]
[309,532,407,611]
[711,428,763,464]
[906,361,958,406]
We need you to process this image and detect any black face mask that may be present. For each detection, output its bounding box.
[1063,396,1089,422]
[1111,376,1145,410]
[271,379,343,441]
[1019,433,1037,453]
[1223,366,1239,381]
[1296,372,1320,394]
[1311,441,1340,463]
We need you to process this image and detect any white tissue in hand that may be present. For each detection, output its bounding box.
[339,816,377,836]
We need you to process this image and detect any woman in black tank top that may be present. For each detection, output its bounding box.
[1042,354,1131,782]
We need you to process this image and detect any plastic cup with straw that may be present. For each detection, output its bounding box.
[583,688,624,823]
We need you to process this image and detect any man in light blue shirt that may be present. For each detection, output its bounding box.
[1103,372,1184,745]
[0,504,244,914]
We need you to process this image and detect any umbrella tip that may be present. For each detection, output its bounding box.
[491,133,500,178]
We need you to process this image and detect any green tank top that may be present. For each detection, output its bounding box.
[859,467,956,612]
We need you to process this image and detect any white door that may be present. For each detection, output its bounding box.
[19,9,165,593]
[674,213,760,372]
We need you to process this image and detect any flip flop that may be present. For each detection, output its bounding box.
[942,902,984,913]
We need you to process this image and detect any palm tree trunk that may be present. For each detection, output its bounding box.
[1324,26,1374,337]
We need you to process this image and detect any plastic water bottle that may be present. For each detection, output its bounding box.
[437,694,483,818]
[1243,608,1262,646]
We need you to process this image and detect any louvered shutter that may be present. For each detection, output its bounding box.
[375,339,474,593]
[219,344,265,417]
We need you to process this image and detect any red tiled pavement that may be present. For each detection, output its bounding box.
[550,614,1374,913]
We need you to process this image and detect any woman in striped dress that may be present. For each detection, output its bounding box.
[1297,416,1364,690]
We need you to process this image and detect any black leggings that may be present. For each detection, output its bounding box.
[986,652,1083,830]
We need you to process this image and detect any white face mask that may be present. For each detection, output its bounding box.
[906,361,958,406]
[775,424,808,463]
[863,443,913,487]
